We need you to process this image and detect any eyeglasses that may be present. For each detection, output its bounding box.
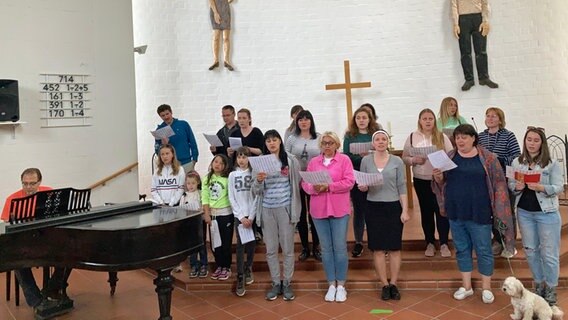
[22,181,39,187]
[321,141,335,146]
[527,126,545,133]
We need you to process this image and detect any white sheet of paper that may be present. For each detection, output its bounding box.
[299,170,333,184]
[229,137,243,149]
[151,125,175,140]
[210,220,222,250]
[203,133,223,147]
[409,146,438,157]
[505,166,515,179]
[353,170,383,186]
[237,224,256,245]
[248,154,281,173]
[427,150,457,172]
[349,142,372,154]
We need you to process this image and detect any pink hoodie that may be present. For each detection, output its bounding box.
[301,152,355,219]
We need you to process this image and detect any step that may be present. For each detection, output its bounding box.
[165,203,568,292]
[187,225,568,273]
[167,264,568,292]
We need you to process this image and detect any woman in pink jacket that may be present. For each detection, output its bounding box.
[301,131,355,303]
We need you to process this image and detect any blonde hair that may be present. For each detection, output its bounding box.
[438,97,461,127]
[418,108,445,150]
[485,107,506,129]
[319,131,341,149]
[156,144,181,176]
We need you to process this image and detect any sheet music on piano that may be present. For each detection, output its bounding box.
[9,187,91,224]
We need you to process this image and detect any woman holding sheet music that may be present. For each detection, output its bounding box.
[343,106,381,258]
[432,124,514,304]
[508,126,563,306]
[285,110,322,262]
[252,130,301,301]
[301,131,355,302]
[228,108,264,157]
[402,108,453,258]
[359,130,409,301]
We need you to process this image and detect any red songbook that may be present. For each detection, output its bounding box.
[515,172,541,183]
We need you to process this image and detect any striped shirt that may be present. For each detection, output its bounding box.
[478,128,520,170]
[451,0,490,25]
[262,171,291,208]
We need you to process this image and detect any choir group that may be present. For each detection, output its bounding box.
[151,100,562,306]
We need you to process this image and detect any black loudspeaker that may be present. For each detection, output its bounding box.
[0,79,19,122]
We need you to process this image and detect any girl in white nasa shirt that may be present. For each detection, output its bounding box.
[151,144,185,206]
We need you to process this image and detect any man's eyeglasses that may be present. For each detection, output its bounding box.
[527,126,545,133]
[22,181,39,187]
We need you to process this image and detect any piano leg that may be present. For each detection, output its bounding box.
[107,272,118,296]
[153,269,174,320]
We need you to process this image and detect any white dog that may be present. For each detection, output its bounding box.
[502,276,564,320]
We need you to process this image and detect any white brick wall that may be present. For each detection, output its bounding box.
[133,0,568,195]
[0,0,139,206]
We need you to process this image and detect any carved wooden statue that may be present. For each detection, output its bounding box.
[209,0,234,71]
[451,0,498,91]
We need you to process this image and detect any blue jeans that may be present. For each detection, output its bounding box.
[449,219,493,276]
[312,215,349,283]
[517,208,561,287]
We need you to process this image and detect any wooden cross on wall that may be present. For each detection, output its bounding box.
[325,60,372,124]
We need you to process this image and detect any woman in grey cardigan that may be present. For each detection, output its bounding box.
[253,130,301,302]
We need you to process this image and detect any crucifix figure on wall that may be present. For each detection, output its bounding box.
[325,60,371,124]
[209,0,234,71]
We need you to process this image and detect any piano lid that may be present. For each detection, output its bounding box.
[64,207,202,231]
[1,201,155,235]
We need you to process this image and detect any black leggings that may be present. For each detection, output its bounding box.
[298,189,319,250]
[210,214,234,268]
[413,178,449,245]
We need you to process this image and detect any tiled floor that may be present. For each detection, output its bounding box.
[1,268,567,320]
[2,199,566,319]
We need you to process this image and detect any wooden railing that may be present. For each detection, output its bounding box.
[89,162,138,190]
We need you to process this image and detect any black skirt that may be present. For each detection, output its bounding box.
[365,200,403,251]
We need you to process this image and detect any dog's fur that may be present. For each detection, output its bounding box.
[502,277,564,320]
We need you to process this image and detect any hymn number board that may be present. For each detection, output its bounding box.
[40,73,92,127]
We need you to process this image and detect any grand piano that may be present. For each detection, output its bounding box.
[0,188,203,320]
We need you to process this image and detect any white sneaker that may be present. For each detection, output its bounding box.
[335,285,347,302]
[453,287,474,300]
[425,243,436,257]
[324,285,336,302]
[440,244,452,258]
[500,248,518,258]
[482,289,494,304]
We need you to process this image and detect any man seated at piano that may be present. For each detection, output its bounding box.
[1,168,74,319]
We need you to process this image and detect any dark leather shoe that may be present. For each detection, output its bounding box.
[208,62,219,70]
[34,297,74,320]
[224,62,234,71]
[381,285,391,300]
[461,80,475,91]
[479,78,499,88]
[298,248,310,262]
[352,243,364,257]
[390,284,401,300]
[313,248,322,262]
